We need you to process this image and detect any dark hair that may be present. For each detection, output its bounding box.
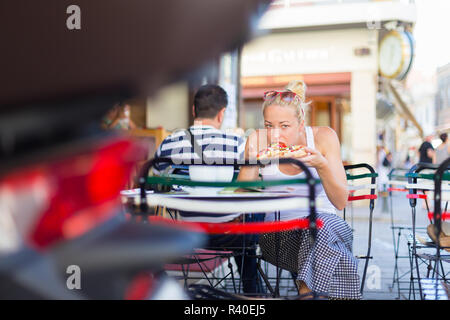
[382,153,391,167]
[440,133,448,143]
[193,84,228,119]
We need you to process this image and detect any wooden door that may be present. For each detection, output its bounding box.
[308,96,341,140]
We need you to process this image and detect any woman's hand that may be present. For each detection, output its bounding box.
[298,146,328,170]
[246,129,268,159]
[246,130,259,159]
[238,130,267,182]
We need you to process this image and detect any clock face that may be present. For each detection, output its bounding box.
[379,33,404,78]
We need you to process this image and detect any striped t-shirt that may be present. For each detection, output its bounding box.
[153,125,245,172]
[153,125,245,222]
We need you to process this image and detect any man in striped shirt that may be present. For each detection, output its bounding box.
[154,86,245,174]
[153,84,245,224]
[152,84,263,294]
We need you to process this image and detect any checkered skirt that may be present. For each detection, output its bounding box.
[259,213,362,299]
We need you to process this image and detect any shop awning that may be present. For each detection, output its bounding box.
[242,84,350,99]
[386,80,424,138]
[241,72,351,98]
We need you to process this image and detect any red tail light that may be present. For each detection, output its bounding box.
[0,137,147,251]
[124,273,154,300]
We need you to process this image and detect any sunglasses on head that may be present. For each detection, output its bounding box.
[263,90,305,119]
[263,90,300,103]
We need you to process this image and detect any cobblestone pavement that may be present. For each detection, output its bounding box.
[175,193,447,300]
[253,193,440,300]
[348,193,439,300]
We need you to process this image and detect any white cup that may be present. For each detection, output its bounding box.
[188,165,234,182]
[188,165,234,194]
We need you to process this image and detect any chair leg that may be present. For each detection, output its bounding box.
[227,258,237,294]
[413,213,424,299]
[360,205,374,295]
[440,259,447,282]
[428,260,435,279]
[291,272,299,292]
[194,255,215,288]
[274,267,281,298]
[390,194,397,289]
[408,241,415,300]
[274,226,281,298]
[256,259,275,296]
[180,263,189,290]
[392,228,403,298]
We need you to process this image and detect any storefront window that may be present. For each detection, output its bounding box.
[241,100,264,130]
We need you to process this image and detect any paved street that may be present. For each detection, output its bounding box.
[230,193,440,300]
[170,193,447,300]
[256,193,431,300]
[349,193,439,300]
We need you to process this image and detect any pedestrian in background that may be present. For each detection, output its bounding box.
[403,154,412,170]
[418,132,435,164]
[377,149,392,213]
[101,105,119,129]
[108,103,137,130]
[435,132,450,164]
[376,146,390,192]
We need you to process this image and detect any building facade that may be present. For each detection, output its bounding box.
[240,0,416,166]
[436,63,450,134]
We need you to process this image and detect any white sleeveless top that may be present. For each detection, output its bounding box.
[260,126,337,221]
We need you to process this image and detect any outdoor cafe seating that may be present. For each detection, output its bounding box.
[387,160,450,300]
[119,156,379,299]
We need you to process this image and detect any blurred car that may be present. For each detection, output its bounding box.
[0,0,271,299]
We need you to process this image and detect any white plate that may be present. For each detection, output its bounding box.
[182,186,224,195]
[120,188,154,196]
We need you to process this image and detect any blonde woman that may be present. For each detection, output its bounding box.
[238,80,361,300]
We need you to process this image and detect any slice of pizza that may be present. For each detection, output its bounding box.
[257,142,307,160]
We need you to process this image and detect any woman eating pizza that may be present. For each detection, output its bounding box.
[237,80,361,300]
